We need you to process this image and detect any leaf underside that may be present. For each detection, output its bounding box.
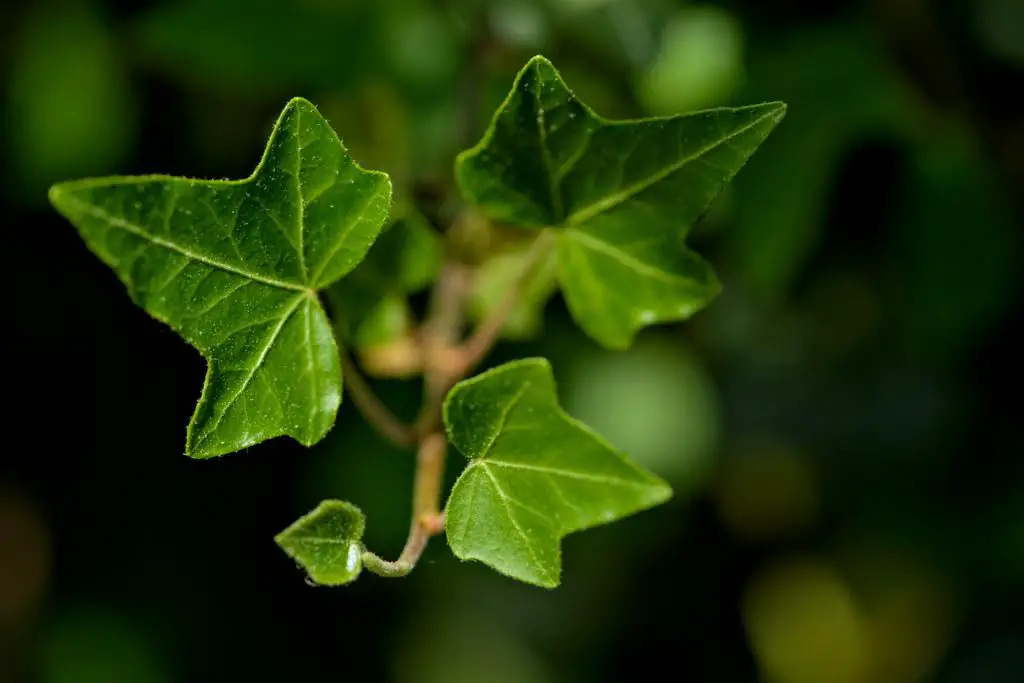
[275,500,366,586]
[456,56,786,349]
[443,358,672,587]
[50,98,392,458]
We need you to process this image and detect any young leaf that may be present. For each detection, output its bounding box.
[455,55,786,349]
[275,500,366,586]
[49,98,392,458]
[443,359,672,587]
[327,209,441,349]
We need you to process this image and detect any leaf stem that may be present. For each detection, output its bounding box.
[360,226,552,579]
[361,256,469,578]
[454,229,555,376]
[339,350,417,448]
[414,260,472,436]
[362,433,447,577]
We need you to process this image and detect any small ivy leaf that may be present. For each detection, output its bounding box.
[49,98,392,458]
[275,500,366,586]
[327,208,441,350]
[455,55,786,349]
[443,358,672,588]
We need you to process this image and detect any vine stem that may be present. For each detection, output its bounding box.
[362,433,447,577]
[413,260,472,436]
[361,259,470,578]
[454,229,555,376]
[354,229,549,579]
[339,351,417,448]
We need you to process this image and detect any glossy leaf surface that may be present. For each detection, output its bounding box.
[456,56,786,348]
[49,98,392,457]
[275,500,366,586]
[444,359,672,587]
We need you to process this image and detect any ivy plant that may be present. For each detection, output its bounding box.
[49,56,785,588]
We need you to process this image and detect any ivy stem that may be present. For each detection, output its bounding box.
[360,226,543,579]
[362,257,469,578]
[452,229,555,377]
[339,351,417,448]
[362,432,447,577]
[414,260,472,436]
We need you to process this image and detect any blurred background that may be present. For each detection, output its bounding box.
[2,0,1023,681]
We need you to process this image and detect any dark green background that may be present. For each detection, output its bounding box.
[2,0,1022,681]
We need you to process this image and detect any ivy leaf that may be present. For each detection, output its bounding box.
[443,359,672,587]
[455,55,786,349]
[49,98,392,458]
[275,500,366,586]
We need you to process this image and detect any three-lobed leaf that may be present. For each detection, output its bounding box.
[456,56,786,349]
[275,500,366,586]
[443,358,672,587]
[49,98,391,458]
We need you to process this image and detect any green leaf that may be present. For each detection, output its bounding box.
[455,55,786,349]
[49,98,392,458]
[327,209,441,349]
[275,500,366,586]
[443,358,672,587]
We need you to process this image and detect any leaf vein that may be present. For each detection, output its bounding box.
[65,198,310,293]
[198,293,306,443]
[565,110,778,225]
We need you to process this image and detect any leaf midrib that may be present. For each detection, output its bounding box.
[479,463,555,584]
[530,65,563,222]
[561,228,700,287]
[484,459,660,489]
[563,107,781,226]
[65,196,313,294]
[286,537,352,545]
[193,293,306,449]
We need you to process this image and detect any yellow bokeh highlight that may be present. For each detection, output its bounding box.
[744,552,956,683]
[744,557,868,683]
[0,489,51,628]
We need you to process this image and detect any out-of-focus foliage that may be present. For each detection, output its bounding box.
[3,0,1021,680]
[6,2,136,201]
[39,607,170,683]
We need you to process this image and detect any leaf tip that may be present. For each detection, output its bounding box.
[183,423,232,460]
[524,54,554,69]
[282,95,319,115]
[651,478,674,505]
[47,182,78,215]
